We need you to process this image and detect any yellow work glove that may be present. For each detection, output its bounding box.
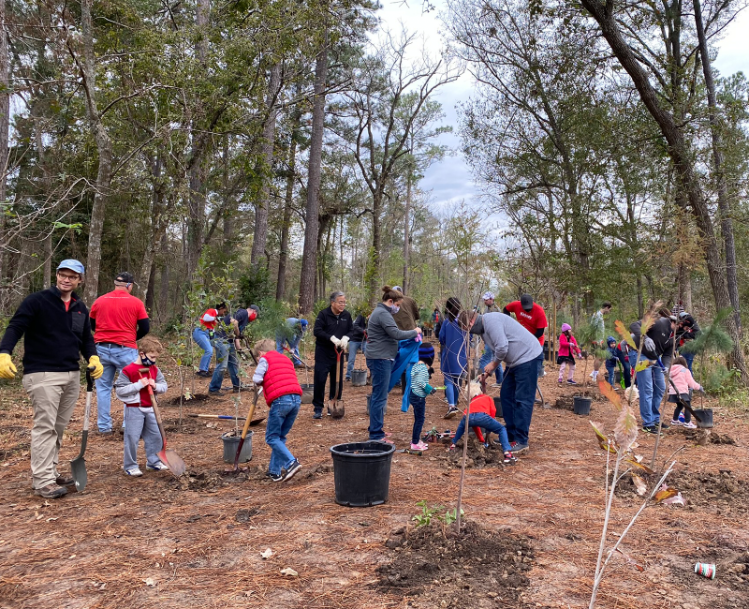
[0,353,17,380]
[87,355,104,380]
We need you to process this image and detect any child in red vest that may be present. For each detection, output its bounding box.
[252,339,304,482]
[449,382,517,464]
[114,336,169,476]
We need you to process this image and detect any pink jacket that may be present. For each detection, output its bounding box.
[558,333,581,358]
[668,364,701,395]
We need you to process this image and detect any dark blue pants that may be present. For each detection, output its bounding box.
[500,353,543,445]
[367,358,391,441]
[409,392,426,445]
[452,412,511,452]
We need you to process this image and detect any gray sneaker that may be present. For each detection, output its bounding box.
[512,443,529,454]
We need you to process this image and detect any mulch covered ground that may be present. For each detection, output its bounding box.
[1,342,748,609]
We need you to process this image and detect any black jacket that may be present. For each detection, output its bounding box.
[630,317,674,360]
[677,315,701,342]
[0,287,97,374]
[313,306,353,355]
[351,315,367,342]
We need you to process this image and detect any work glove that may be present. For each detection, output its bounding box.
[643,337,656,353]
[330,336,341,347]
[339,336,350,350]
[0,353,17,380]
[87,355,104,380]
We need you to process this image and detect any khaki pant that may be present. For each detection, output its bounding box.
[22,371,80,489]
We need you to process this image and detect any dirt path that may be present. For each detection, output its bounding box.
[1,347,748,609]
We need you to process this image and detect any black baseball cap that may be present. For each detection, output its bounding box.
[115,272,135,285]
[520,294,533,311]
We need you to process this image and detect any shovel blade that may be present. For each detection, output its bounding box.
[330,401,345,419]
[159,448,186,477]
[70,456,87,492]
[249,416,266,427]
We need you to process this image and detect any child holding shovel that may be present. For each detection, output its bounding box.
[668,356,703,429]
[252,339,303,482]
[114,336,169,477]
[449,382,516,464]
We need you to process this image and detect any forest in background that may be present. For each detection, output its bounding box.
[0,0,747,381]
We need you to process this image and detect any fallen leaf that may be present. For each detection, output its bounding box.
[654,485,679,503]
[261,548,273,559]
[280,567,298,577]
[631,474,647,496]
[143,577,157,587]
[46,517,59,522]
[660,492,685,505]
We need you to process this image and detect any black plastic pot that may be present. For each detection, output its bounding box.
[330,441,396,507]
[693,408,714,429]
[573,396,592,416]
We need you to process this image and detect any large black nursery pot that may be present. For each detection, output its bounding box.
[693,408,714,429]
[330,441,396,507]
[573,395,592,416]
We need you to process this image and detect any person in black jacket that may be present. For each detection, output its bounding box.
[676,311,700,372]
[0,260,103,499]
[312,291,353,418]
[346,310,368,381]
[629,309,676,434]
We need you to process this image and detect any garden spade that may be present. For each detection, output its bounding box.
[233,385,262,472]
[139,368,186,476]
[329,347,345,419]
[70,368,94,492]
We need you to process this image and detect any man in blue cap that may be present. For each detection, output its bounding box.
[276,317,308,366]
[0,259,104,498]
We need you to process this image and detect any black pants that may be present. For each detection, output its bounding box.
[313,349,343,414]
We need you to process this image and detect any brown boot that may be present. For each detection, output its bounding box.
[34,484,68,499]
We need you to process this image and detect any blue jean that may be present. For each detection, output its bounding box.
[346,341,365,379]
[409,392,426,445]
[479,346,503,384]
[606,361,617,387]
[367,358,392,440]
[193,328,213,372]
[265,394,301,476]
[123,406,163,470]
[452,412,511,452]
[209,341,240,392]
[444,374,461,407]
[635,355,666,427]
[276,332,301,360]
[95,344,139,432]
[500,353,543,445]
[683,351,695,372]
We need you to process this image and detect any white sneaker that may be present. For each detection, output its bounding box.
[125,467,143,477]
[670,419,682,427]
[146,461,169,471]
[683,421,697,429]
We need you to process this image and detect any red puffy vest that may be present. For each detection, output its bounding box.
[261,351,302,405]
[121,362,158,406]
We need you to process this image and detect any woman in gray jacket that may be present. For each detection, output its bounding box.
[366,286,421,442]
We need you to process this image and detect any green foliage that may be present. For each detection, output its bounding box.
[680,308,734,355]
[411,500,464,528]
[238,267,272,307]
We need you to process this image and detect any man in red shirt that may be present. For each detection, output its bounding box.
[503,294,548,378]
[89,272,150,434]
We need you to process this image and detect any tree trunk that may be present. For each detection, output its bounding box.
[693,0,741,333]
[81,0,114,304]
[276,130,298,300]
[145,261,156,312]
[251,62,282,267]
[140,155,165,303]
[580,0,747,381]
[43,234,52,288]
[403,170,411,294]
[0,0,8,292]
[299,34,329,313]
[159,234,171,324]
[367,189,383,307]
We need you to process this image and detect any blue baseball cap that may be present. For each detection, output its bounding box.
[57,259,85,276]
[299,319,309,328]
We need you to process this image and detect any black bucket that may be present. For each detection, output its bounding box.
[693,408,714,429]
[300,383,314,404]
[351,369,367,386]
[330,441,396,507]
[573,396,592,416]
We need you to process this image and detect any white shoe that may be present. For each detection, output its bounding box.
[146,461,169,471]
[683,421,697,429]
[125,467,143,477]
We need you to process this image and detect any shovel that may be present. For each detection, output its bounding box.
[188,413,266,425]
[139,368,187,476]
[70,368,94,492]
[233,386,263,472]
[329,347,345,419]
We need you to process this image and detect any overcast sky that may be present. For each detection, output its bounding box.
[376,1,749,211]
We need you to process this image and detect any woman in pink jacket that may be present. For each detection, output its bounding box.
[557,323,582,384]
[668,356,703,429]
